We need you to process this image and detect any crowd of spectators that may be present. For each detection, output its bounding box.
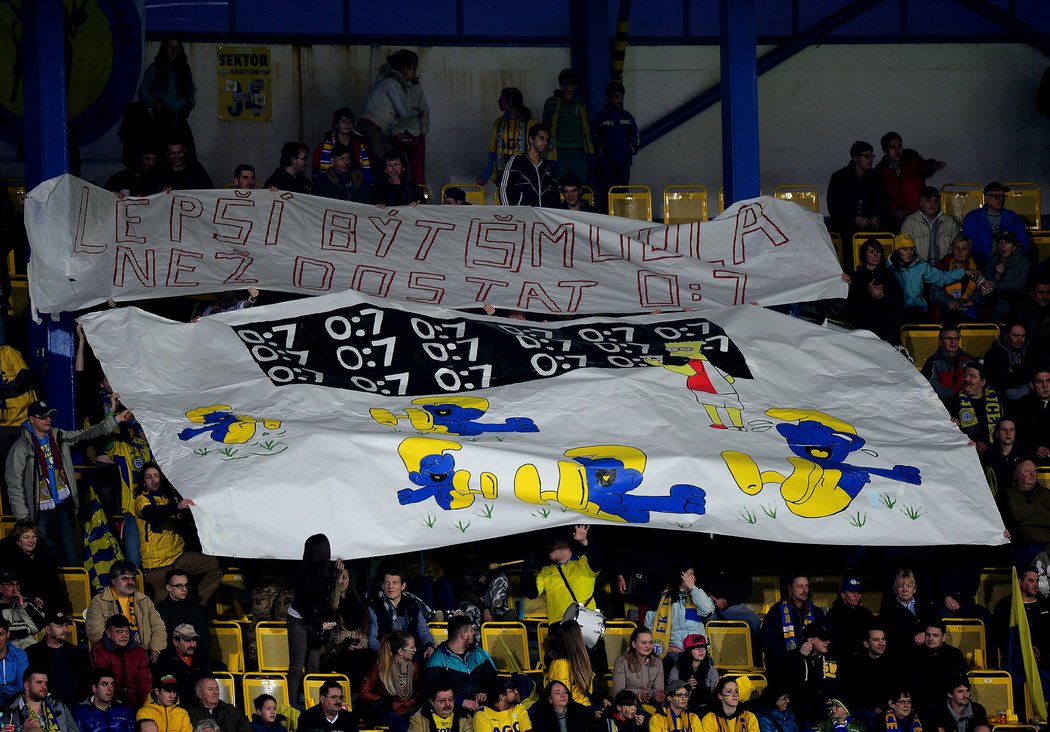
[2,34,1050,732]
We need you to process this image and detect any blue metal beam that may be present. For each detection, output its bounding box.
[720,0,760,206]
[639,0,888,147]
[951,0,1050,56]
[22,0,76,430]
[570,0,611,154]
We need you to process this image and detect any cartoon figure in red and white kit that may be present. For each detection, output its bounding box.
[647,340,744,430]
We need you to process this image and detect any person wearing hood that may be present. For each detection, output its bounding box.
[359,50,424,176]
[90,614,152,708]
[74,669,135,732]
[817,699,863,732]
[698,678,759,732]
[752,684,799,732]
[4,399,129,566]
[137,673,192,732]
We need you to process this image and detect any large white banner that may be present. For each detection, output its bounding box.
[79,293,1005,559]
[27,175,846,316]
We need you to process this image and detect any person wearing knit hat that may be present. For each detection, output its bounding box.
[818,699,863,732]
[889,229,977,318]
[650,679,703,732]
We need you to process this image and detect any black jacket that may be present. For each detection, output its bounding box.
[499,154,559,207]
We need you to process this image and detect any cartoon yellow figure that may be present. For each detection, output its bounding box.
[514,446,707,524]
[396,437,497,510]
[177,405,282,444]
[370,396,538,436]
[721,408,921,518]
[647,341,744,430]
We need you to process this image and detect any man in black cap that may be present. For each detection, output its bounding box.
[4,399,132,566]
[773,621,839,730]
[901,186,961,262]
[962,181,1030,264]
[155,623,226,702]
[0,571,44,648]
[26,610,90,709]
[825,578,874,659]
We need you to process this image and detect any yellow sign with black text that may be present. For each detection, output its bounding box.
[217,46,271,122]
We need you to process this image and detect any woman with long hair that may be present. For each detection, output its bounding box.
[137,38,196,147]
[287,534,341,704]
[528,681,593,732]
[358,631,421,732]
[668,634,718,715]
[320,562,374,687]
[698,678,759,732]
[543,620,595,708]
[612,627,665,708]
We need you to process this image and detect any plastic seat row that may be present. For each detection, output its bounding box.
[209,671,349,714]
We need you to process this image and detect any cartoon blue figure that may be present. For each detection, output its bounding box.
[722,408,921,518]
[178,404,282,444]
[396,437,497,510]
[514,445,707,523]
[371,396,538,436]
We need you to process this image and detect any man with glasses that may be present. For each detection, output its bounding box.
[299,679,355,731]
[157,570,211,658]
[962,181,1030,264]
[408,686,472,732]
[86,560,167,662]
[264,142,313,194]
[827,141,890,258]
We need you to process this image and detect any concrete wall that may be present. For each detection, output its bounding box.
[33,41,1050,217]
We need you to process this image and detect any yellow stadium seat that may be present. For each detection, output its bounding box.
[663,185,708,224]
[135,570,145,595]
[945,618,988,669]
[303,674,351,710]
[602,621,636,664]
[978,570,1013,621]
[441,183,485,206]
[718,186,724,214]
[0,516,15,540]
[809,573,842,612]
[215,570,250,621]
[1032,231,1050,265]
[968,670,1014,721]
[582,186,595,206]
[960,323,1001,361]
[829,234,844,270]
[429,622,448,646]
[774,184,819,213]
[68,621,79,647]
[706,620,759,672]
[941,183,984,224]
[722,672,767,701]
[213,671,236,705]
[851,232,895,272]
[210,621,246,673]
[242,673,289,716]
[608,185,652,222]
[58,568,92,617]
[533,621,549,670]
[900,324,942,372]
[255,621,289,672]
[743,572,780,616]
[1003,182,1041,229]
[480,622,529,672]
[602,672,614,697]
[1037,467,1050,492]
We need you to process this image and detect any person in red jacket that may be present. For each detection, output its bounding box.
[89,615,151,708]
[875,132,946,229]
